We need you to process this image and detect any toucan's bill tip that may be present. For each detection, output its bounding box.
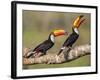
[80,15,84,18]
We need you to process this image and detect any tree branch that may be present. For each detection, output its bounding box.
[23,44,90,64]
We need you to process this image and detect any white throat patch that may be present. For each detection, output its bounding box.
[74,28,79,34]
[50,34,55,43]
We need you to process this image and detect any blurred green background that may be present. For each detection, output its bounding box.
[22,10,91,69]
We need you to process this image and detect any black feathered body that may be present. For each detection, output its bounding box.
[57,28,79,55]
[62,32,79,47]
[32,40,54,54]
[26,33,54,58]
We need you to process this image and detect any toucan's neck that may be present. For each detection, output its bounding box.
[72,27,79,34]
[48,33,55,43]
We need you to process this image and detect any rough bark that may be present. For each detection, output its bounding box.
[23,44,90,65]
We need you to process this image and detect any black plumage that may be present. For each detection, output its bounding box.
[25,33,54,58]
[57,15,85,55]
[24,29,67,58]
[57,28,79,55]
[62,29,79,47]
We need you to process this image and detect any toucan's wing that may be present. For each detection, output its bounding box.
[33,40,54,52]
[63,33,79,47]
[25,40,54,58]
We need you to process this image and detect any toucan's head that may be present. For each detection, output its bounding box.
[52,29,68,37]
[73,15,85,28]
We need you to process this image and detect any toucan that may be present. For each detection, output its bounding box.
[24,29,68,58]
[57,15,85,56]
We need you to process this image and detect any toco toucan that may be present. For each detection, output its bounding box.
[24,29,68,58]
[57,15,85,56]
